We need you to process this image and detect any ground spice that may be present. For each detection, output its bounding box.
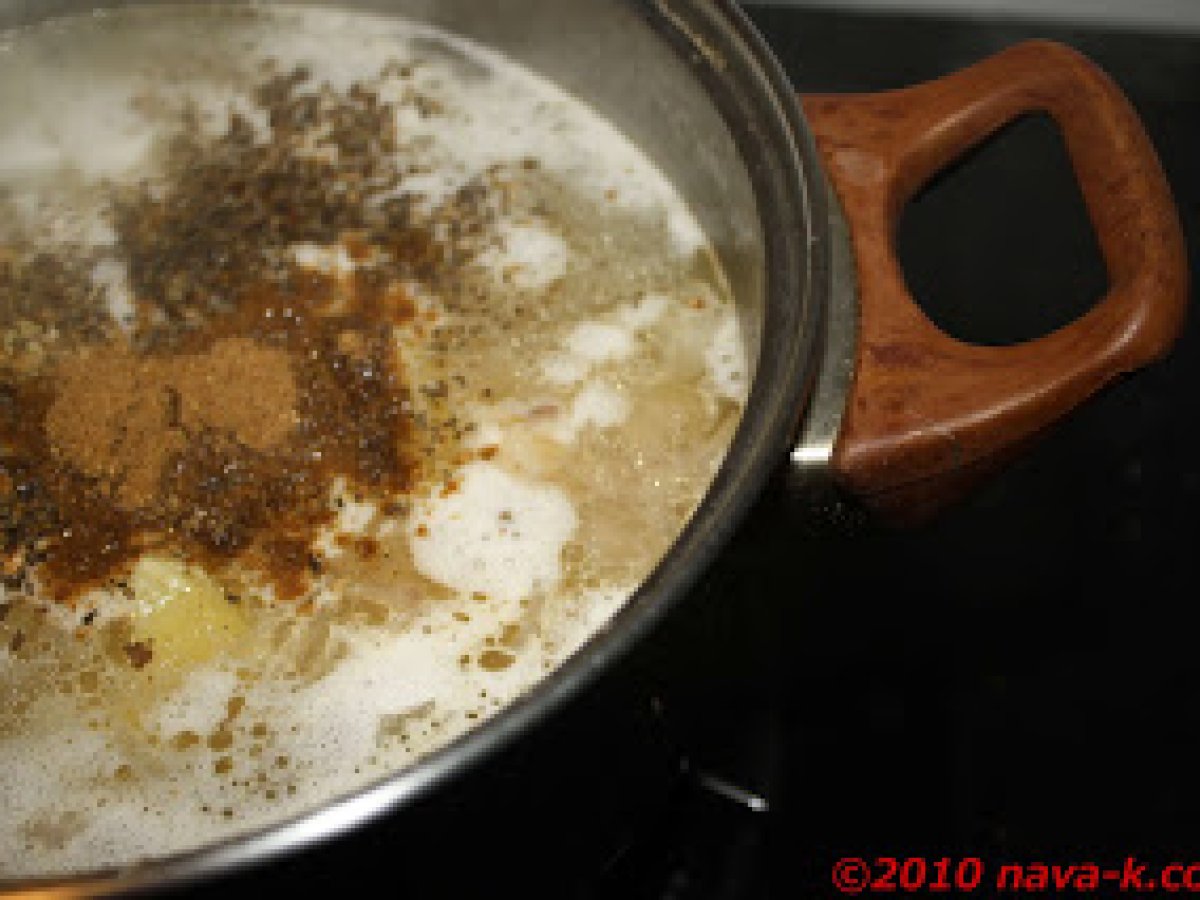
[46,337,296,511]
[3,273,424,602]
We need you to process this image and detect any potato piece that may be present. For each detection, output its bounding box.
[128,556,247,669]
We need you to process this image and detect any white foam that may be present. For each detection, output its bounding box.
[0,84,153,184]
[251,7,705,237]
[617,292,670,331]
[706,311,749,403]
[408,461,577,603]
[291,243,359,276]
[35,584,133,633]
[463,419,506,451]
[187,87,272,144]
[0,725,123,862]
[269,628,445,764]
[149,667,240,737]
[313,483,382,559]
[475,220,569,291]
[566,321,634,365]
[91,258,136,327]
[549,381,630,445]
[540,351,591,387]
[542,296,668,388]
[542,586,632,655]
[335,494,378,537]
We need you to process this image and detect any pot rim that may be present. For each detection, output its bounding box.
[3,1,831,893]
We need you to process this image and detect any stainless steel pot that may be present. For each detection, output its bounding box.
[0,0,1187,894]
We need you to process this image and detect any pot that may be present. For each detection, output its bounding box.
[0,0,1187,894]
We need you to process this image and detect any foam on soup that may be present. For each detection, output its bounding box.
[0,4,748,877]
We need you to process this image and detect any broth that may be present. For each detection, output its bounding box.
[0,4,747,877]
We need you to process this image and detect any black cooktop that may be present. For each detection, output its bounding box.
[191,7,1200,898]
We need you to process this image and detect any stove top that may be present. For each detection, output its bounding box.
[183,7,1200,897]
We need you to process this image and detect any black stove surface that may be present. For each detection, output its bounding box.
[190,7,1200,898]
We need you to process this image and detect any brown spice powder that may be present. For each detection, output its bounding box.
[46,337,297,512]
[2,273,422,603]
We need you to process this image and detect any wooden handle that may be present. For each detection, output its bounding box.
[802,41,1188,512]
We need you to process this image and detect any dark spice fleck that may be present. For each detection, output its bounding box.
[124,640,154,669]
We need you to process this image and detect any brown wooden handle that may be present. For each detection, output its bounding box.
[802,40,1188,511]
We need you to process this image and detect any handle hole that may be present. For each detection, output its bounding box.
[897,112,1108,347]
